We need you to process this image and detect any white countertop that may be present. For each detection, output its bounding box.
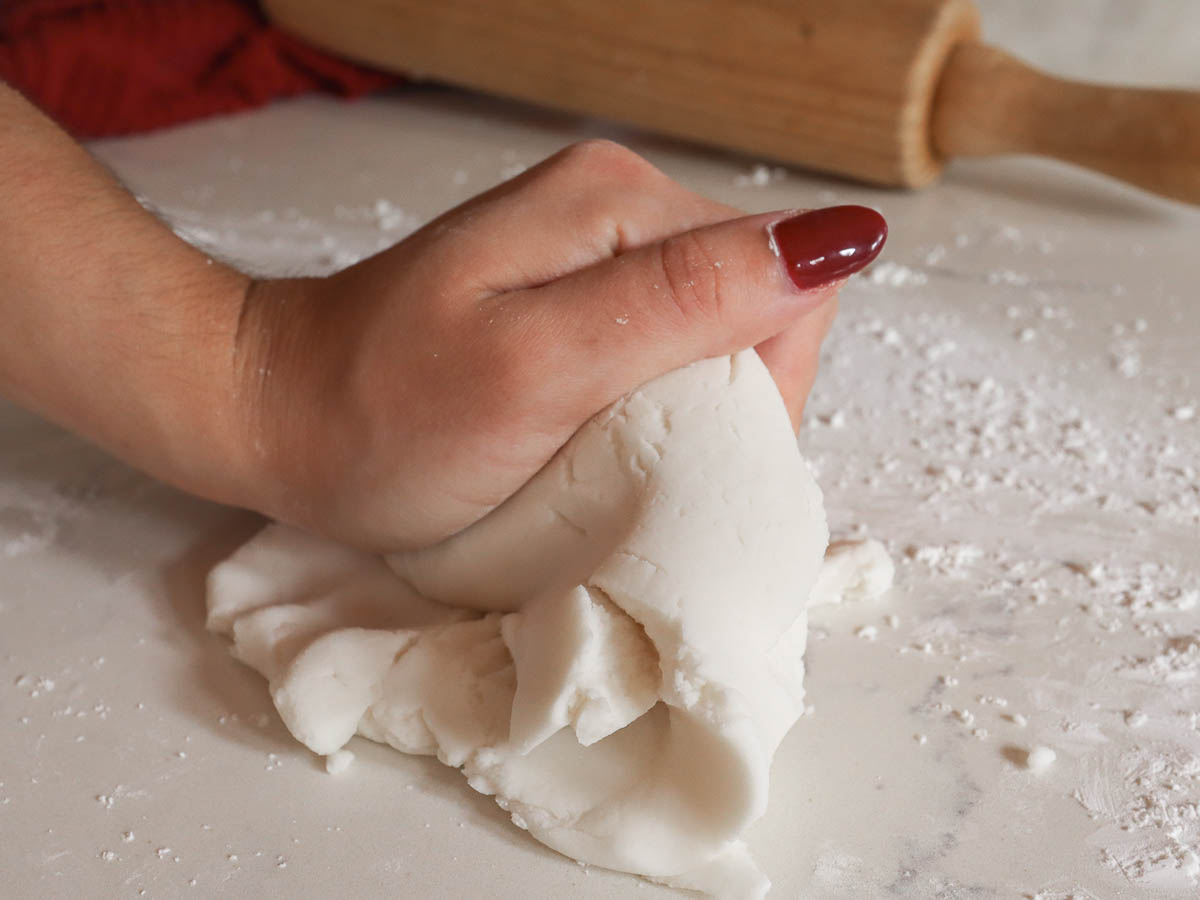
[3,4,1199,898]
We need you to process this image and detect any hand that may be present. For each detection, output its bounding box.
[0,91,883,551]
[232,141,885,550]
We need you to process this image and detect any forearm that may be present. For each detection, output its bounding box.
[0,83,255,503]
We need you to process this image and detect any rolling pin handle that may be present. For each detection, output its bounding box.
[932,42,1200,205]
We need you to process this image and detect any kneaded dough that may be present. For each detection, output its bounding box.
[206,349,891,899]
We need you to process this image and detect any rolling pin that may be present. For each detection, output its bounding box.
[262,0,1200,204]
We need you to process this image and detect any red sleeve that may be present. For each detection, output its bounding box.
[0,0,401,138]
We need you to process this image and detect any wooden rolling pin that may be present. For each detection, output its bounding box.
[263,0,1200,204]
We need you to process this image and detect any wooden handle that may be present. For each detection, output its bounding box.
[262,0,979,189]
[934,42,1200,204]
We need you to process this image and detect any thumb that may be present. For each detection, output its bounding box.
[518,205,886,412]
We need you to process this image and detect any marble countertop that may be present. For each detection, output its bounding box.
[3,3,1198,898]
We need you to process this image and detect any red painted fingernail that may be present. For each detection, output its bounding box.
[768,205,887,291]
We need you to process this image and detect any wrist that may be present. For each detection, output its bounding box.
[51,239,262,512]
[223,274,333,529]
[135,258,261,509]
[0,84,279,516]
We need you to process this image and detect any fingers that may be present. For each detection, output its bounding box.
[755,295,839,430]
[512,206,885,421]
[408,140,742,299]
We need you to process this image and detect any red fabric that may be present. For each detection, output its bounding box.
[0,0,401,137]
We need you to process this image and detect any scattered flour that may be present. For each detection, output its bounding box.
[810,215,1198,895]
[733,164,788,187]
[1074,747,1200,887]
[863,260,929,288]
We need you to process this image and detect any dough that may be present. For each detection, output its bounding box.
[206,349,891,898]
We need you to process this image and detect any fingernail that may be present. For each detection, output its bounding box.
[768,205,887,291]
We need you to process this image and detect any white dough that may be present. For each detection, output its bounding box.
[1026,746,1057,773]
[810,539,895,607]
[324,748,355,775]
[206,350,892,898]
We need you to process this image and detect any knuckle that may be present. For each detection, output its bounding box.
[554,139,661,183]
[656,230,724,324]
[527,141,670,260]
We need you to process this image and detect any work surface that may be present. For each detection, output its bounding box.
[4,10,1200,900]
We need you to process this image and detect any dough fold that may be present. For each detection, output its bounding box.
[207,350,880,898]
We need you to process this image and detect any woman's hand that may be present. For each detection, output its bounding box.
[232,141,885,549]
[0,79,883,553]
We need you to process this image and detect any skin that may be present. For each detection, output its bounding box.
[0,83,838,552]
